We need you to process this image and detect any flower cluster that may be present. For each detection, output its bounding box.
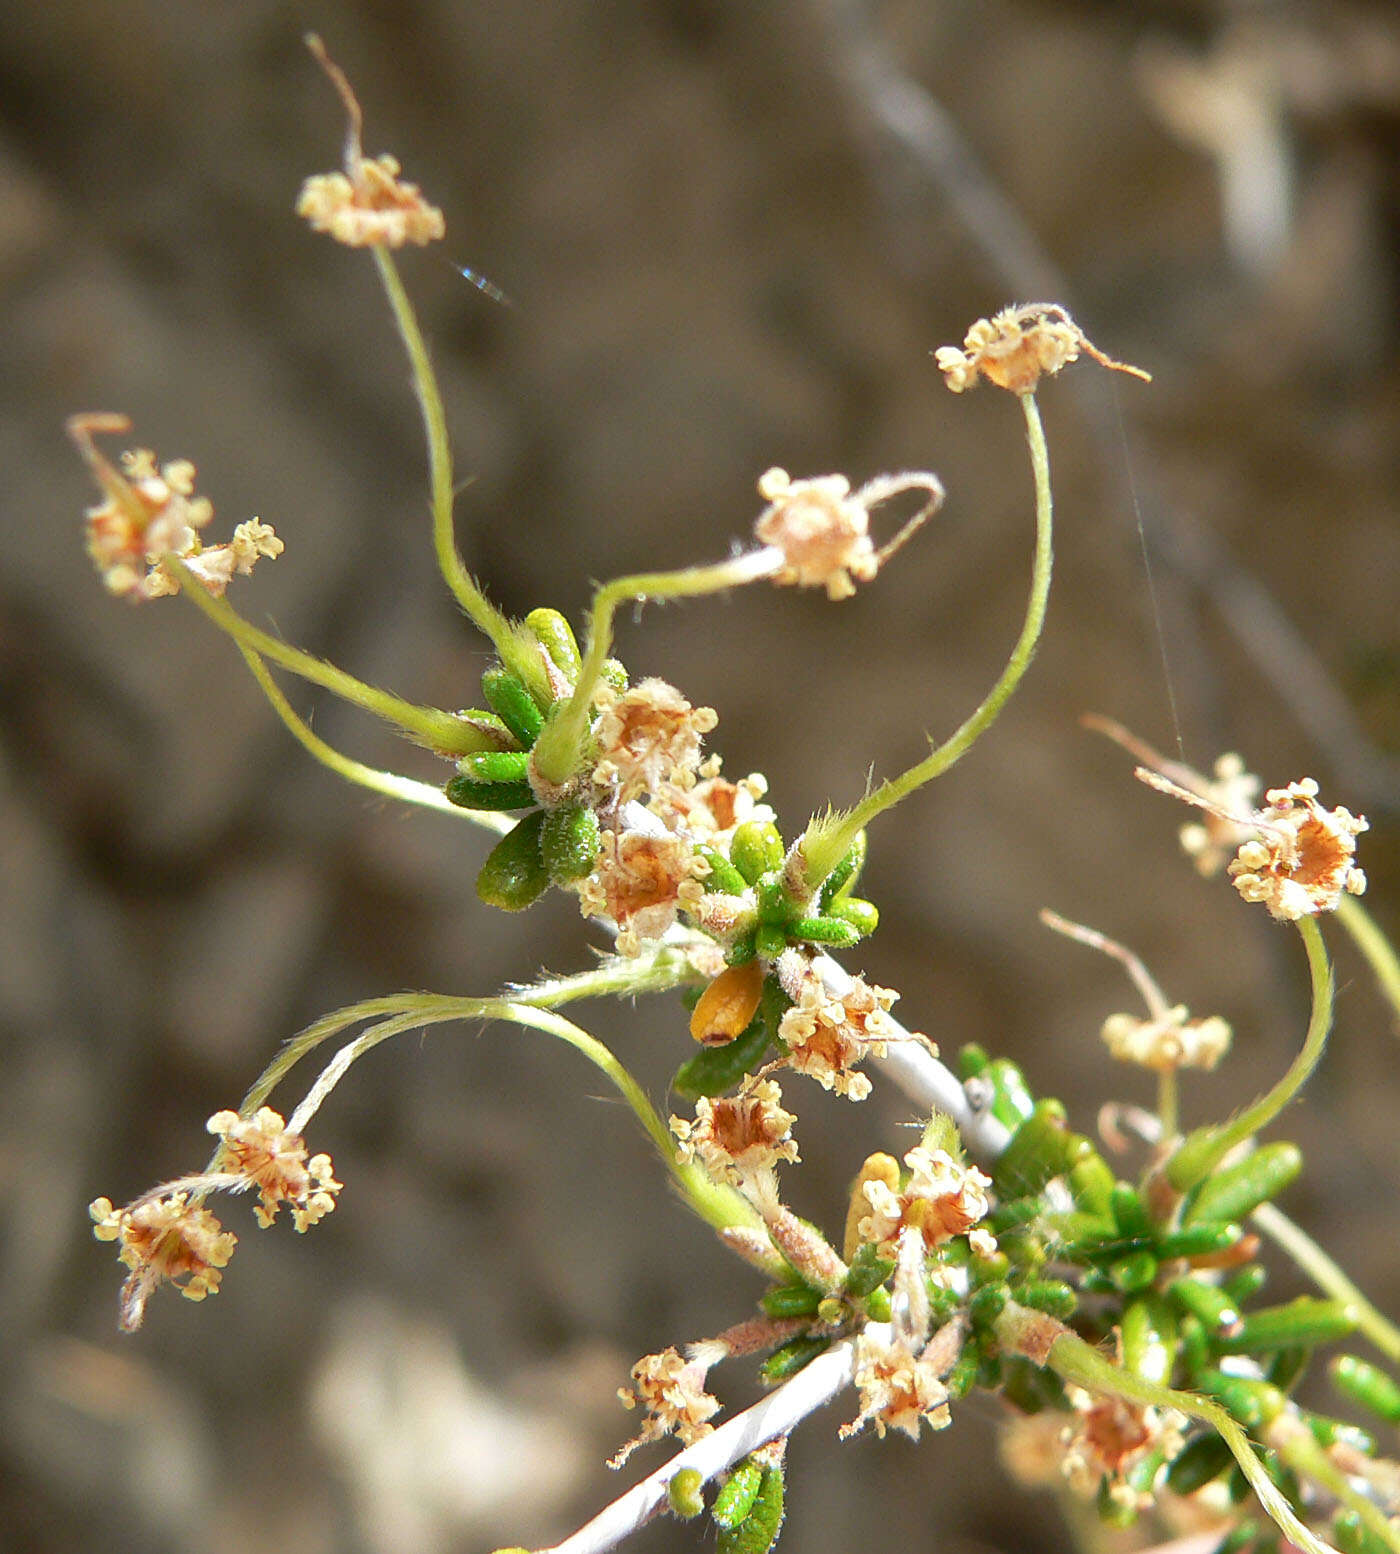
[1100,1005,1232,1073]
[70,414,283,602]
[89,1193,236,1331]
[90,1110,339,1329]
[934,303,1150,395]
[1228,778,1368,920]
[844,1327,954,1441]
[1060,1387,1186,1513]
[670,1077,800,1193]
[613,1346,722,1466]
[578,823,708,956]
[774,966,900,1101]
[753,466,943,601]
[296,36,444,249]
[855,1144,992,1259]
[297,153,445,249]
[590,678,719,803]
[206,1107,342,1230]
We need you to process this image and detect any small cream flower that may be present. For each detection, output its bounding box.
[70,415,281,603]
[842,1328,953,1441]
[1228,779,1367,920]
[90,1192,237,1331]
[658,770,773,845]
[1060,1386,1185,1511]
[754,469,878,601]
[935,304,1149,395]
[577,826,705,954]
[591,679,718,802]
[206,1107,341,1231]
[296,37,445,249]
[670,1077,799,1190]
[776,969,901,1101]
[1101,1006,1232,1073]
[858,1145,991,1257]
[611,1346,720,1466]
[753,467,941,601]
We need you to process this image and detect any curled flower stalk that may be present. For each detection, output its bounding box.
[235,642,512,828]
[531,467,944,789]
[164,555,492,755]
[798,388,1056,892]
[1166,915,1333,1192]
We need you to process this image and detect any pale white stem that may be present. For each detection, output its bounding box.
[535,1330,871,1554]
[812,952,1012,1159]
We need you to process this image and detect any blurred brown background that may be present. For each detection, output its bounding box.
[2,2,1399,1552]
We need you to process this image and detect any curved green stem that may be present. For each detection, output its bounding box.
[998,1309,1335,1554]
[487,1002,759,1237]
[238,992,455,1117]
[237,644,511,831]
[238,954,695,1120]
[798,389,1054,891]
[1167,916,1333,1192]
[1335,895,1400,1029]
[232,980,757,1239]
[369,249,544,696]
[1270,1414,1400,1554]
[1251,1202,1400,1366]
[531,550,778,786]
[167,556,489,755]
[510,946,703,1007]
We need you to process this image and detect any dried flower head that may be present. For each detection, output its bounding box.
[1228,779,1368,920]
[670,1077,799,1190]
[935,304,1150,395]
[206,1108,342,1230]
[69,414,282,603]
[776,969,901,1101]
[753,467,942,601]
[296,37,445,249]
[1101,1006,1232,1073]
[611,1346,721,1467]
[90,1192,237,1330]
[591,678,718,802]
[1060,1385,1185,1510]
[577,824,705,955]
[857,1145,992,1257]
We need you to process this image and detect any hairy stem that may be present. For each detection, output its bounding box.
[798,388,1054,891]
[531,549,780,786]
[235,989,758,1241]
[237,644,511,829]
[1269,1413,1400,1554]
[996,1305,1337,1554]
[369,248,542,692]
[1167,916,1332,1192]
[167,557,488,755]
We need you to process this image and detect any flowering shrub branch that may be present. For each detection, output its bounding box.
[74,36,1400,1554]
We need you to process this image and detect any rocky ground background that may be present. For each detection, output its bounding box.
[2,3,1399,1552]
